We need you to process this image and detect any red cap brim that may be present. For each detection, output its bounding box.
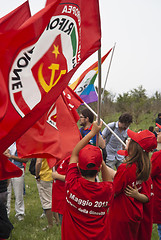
[117,150,128,156]
[156,123,161,129]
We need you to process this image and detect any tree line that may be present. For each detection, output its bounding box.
[79,85,161,129]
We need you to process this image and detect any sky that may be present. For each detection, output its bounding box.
[0,0,161,97]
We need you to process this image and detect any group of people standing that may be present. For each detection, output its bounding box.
[59,109,160,240]
[1,109,161,240]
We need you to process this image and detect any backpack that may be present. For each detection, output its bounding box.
[29,158,36,176]
[0,201,13,239]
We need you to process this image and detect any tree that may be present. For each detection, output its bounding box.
[116,85,148,124]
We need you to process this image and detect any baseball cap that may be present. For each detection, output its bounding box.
[117,150,128,156]
[127,129,157,152]
[78,145,103,171]
[156,123,161,129]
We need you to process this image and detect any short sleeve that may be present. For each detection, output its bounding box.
[102,122,115,138]
[151,151,161,178]
[141,178,152,200]
[113,164,128,195]
[65,163,80,189]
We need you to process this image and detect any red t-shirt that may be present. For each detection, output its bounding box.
[108,163,151,240]
[61,163,114,240]
[136,177,153,240]
[52,157,70,215]
[151,150,161,223]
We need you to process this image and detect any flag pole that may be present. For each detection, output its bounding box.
[96,48,102,146]
[101,42,116,102]
[83,101,126,147]
[97,48,101,124]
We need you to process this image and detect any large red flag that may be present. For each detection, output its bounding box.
[0,1,31,122]
[0,0,101,155]
[0,70,8,122]
[0,1,31,32]
[0,1,31,180]
[16,88,82,168]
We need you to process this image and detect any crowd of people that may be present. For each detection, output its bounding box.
[1,110,161,240]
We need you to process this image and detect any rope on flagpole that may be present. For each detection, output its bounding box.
[101,42,116,102]
[83,101,126,147]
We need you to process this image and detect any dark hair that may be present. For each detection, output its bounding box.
[79,163,97,177]
[126,140,150,181]
[158,113,161,118]
[119,113,133,124]
[81,109,94,123]
[148,126,154,132]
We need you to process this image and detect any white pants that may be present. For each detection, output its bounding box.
[7,168,25,217]
[36,180,52,210]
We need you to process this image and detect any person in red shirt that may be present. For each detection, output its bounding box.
[108,129,157,240]
[51,156,70,225]
[117,149,154,240]
[124,174,154,240]
[151,150,161,240]
[61,121,115,240]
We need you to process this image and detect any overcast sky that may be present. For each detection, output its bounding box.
[0,0,161,97]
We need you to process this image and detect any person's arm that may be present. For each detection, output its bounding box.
[3,149,10,157]
[102,128,108,140]
[9,155,28,163]
[70,121,102,165]
[101,161,116,182]
[52,171,65,182]
[3,149,28,163]
[35,158,42,181]
[98,134,105,149]
[124,185,149,203]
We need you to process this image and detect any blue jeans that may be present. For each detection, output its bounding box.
[158,224,161,240]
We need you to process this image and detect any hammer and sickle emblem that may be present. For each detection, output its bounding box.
[38,63,66,92]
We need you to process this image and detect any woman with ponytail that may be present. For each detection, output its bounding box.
[108,129,157,240]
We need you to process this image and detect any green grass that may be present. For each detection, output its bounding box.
[102,112,156,132]
[8,165,159,240]
[8,165,61,240]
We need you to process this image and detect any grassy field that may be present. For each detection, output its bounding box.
[8,164,159,240]
[8,165,61,240]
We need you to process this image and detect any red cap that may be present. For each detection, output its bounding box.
[156,123,161,129]
[117,150,128,156]
[79,145,103,171]
[127,129,157,152]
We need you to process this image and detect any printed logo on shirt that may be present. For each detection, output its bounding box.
[66,190,108,215]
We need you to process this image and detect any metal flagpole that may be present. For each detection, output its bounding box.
[83,101,126,147]
[101,42,116,102]
[96,48,102,146]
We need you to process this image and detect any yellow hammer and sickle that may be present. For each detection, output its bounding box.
[38,63,66,93]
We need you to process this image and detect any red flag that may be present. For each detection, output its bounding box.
[0,1,31,122]
[0,70,8,122]
[46,0,54,5]
[63,86,83,122]
[0,1,31,32]
[16,89,82,168]
[0,1,31,180]
[0,153,23,180]
[0,0,101,155]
